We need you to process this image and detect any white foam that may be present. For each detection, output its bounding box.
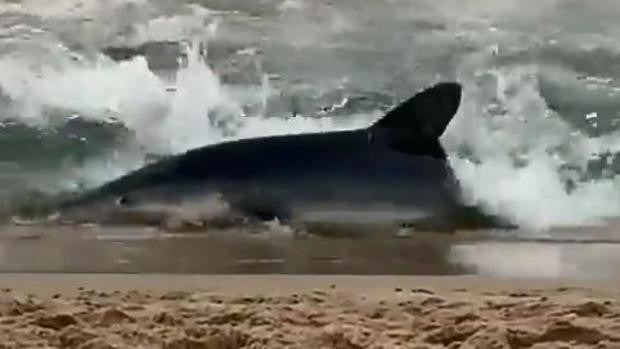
[446,63,620,230]
[0,35,376,186]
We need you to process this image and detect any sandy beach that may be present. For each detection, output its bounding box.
[0,226,618,348]
[4,0,620,347]
[1,274,620,348]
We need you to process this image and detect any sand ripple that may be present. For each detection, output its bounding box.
[1,285,620,348]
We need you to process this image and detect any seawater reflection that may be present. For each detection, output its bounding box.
[0,225,618,278]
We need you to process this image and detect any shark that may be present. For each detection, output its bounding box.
[55,82,511,232]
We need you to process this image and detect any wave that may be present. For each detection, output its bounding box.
[2,0,620,230]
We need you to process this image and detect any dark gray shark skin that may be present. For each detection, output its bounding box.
[58,83,512,232]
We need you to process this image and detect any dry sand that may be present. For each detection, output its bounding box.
[0,275,620,348]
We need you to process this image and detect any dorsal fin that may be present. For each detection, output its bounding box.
[371,82,462,139]
[369,82,462,157]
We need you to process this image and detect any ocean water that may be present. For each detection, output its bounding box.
[1,0,620,231]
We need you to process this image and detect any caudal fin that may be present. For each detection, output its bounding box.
[369,82,462,153]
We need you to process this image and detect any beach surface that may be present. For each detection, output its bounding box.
[1,226,620,348]
[2,274,620,348]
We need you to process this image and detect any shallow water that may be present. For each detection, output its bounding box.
[0,225,618,279]
[4,0,620,276]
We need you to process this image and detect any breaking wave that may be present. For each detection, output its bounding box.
[2,0,620,231]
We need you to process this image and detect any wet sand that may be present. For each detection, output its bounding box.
[1,224,620,278]
[2,225,620,348]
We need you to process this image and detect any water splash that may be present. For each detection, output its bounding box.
[446,61,620,229]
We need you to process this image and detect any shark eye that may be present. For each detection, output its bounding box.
[116,196,131,206]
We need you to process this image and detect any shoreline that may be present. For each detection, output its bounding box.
[1,225,620,278]
[1,273,620,296]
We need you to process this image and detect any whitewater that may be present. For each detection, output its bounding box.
[2,0,620,231]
